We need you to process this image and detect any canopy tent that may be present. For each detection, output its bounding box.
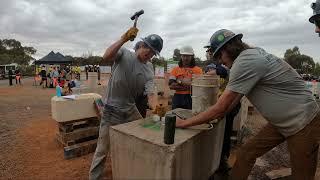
[34,51,71,65]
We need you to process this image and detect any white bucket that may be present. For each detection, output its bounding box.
[192,75,219,115]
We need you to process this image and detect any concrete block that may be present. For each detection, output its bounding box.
[109,117,225,180]
[51,93,102,122]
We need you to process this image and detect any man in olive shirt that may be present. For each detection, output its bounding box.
[176,29,320,180]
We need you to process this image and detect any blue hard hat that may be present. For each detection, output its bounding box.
[209,29,243,57]
[141,34,163,55]
[310,0,320,23]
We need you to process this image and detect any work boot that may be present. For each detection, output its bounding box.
[217,156,231,174]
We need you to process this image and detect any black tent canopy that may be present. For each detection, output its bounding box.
[34,51,71,65]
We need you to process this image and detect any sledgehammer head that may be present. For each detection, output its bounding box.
[130,9,144,20]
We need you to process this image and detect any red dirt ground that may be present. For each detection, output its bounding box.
[1,76,319,180]
[0,77,111,179]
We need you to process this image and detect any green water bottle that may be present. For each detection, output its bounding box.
[164,114,176,145]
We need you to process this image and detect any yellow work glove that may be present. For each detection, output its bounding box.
[121,27,139,42]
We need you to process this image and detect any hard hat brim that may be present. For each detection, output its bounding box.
[180,53,194,55]
[141,38,160,56]
[309,14,320,23]
[212,33,243,57]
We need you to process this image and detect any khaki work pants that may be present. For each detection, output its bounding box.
[89,105,142,180]
[231,112,320,180]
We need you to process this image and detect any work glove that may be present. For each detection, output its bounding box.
[121,27,139,42]
[152,104,167,117]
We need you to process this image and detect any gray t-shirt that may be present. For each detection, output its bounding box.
[227,47,319,137]
[105,47,154,112]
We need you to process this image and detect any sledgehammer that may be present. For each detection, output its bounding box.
[129,9,144,41]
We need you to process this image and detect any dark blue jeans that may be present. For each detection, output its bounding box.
[221,102,241,158]
[172,94,192,110]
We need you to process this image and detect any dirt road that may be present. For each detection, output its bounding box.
[0,75,112,179]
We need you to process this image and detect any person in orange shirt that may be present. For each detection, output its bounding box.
[169,46,203,109]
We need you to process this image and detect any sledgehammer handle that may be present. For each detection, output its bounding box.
[130,16,138,41]
[129,9,144,41]
[129,18,139,41]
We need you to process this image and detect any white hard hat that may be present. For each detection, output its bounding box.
[180,46,194,55]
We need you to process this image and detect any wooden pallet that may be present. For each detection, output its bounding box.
[58,117,100,133]
[56,99,104,159]
[56,117,100,159]
[64,139,98,159]
[56,126,99,146]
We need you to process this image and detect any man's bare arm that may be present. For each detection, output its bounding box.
[176,89,243,128]
[101,27,138,64]
[102,39,127,64]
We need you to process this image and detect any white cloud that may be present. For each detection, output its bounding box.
[0,0,319,62]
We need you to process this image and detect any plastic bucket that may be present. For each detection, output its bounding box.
[192,75,219,115]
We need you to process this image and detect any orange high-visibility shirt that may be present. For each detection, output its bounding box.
[170,66,203,94]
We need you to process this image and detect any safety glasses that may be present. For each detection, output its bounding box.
[206,48,213,55]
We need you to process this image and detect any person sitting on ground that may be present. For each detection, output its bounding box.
[169,45,203,110]
[62,80,72,96]
[59,67,67,87]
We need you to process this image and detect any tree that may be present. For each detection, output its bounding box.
[284,46,315,74]
[284,46,301,69]
[68,55,107,66]
[194,57,207,69]
[65,55,75,63]
[151,56,167,71]
[0,39,36,65]
[284,46,300,59]
[314,62,320,76]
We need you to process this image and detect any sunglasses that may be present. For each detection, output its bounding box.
[206,48,213,55]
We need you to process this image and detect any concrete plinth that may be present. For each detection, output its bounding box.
[109,115,225,180]
[51,93,102,122]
